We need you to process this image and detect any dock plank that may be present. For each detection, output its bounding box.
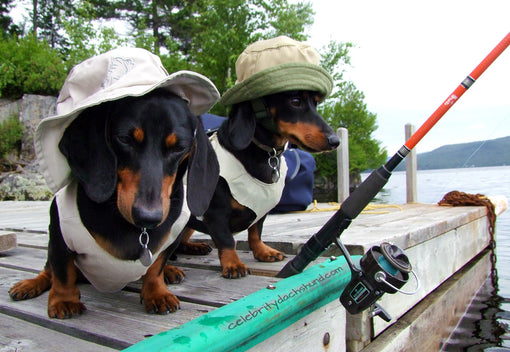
[0,200,494,351]
[0,245,279,307]
[0,313,117,352]
[0,267,211,350]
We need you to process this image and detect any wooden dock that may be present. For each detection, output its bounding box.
[0,200,492,351]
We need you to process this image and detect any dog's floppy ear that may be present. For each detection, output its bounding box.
[225,102,256,150]
[58,106,117,203]
[186,116,219,216]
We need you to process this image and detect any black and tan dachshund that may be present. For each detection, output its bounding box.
[9,90,219,318]
[178,90,339,278]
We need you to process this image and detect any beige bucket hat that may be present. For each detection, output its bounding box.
[220,36,333,106]
[35,47,220,193]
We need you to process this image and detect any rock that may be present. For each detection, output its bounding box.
[19,94,57,160]
[0,163,53,201]
[0,94,57,200]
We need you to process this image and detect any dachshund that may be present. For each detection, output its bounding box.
[9,90,219,318]
[178,90,339,278]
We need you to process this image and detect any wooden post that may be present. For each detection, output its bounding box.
[405,124,417,203]
[337,127,349,203]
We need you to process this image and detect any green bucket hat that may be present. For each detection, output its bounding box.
[220,36,333,106]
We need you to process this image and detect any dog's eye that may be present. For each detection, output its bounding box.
[290,98,301,107]
[116,135,134,146]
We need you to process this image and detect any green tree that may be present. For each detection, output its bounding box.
[1,0,19,36]
[61,2,128,70]
[84,0,197,55]
[260,0,314,41]
[315,41,387,188]
[32,0,74,48]
[186,0,314,115]
[0,34,67,98]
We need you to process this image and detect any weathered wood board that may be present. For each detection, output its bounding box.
[0,200,492,351]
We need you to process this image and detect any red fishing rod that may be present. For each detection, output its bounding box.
[277,32,510,286]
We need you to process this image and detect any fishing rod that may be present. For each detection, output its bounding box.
[277,32,510,315]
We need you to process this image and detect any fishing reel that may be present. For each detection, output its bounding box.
[335,238,419,322]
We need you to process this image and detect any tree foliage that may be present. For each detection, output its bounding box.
[32,0,74,48]
[1,0,22,36]
[317,82,387,178]
[0,34,67,98]
[2,0,387,178]
[315,41,387,182]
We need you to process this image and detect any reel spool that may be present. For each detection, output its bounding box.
[335,240,419,321]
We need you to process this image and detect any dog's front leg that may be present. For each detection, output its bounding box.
[209,222,250,279]
[46,199,86,319]
[141,253,180,314]
[177,226,213,255]
[248,217,286,262]
[47,260,86,319]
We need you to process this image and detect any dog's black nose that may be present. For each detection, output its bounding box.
[132,207,163,229]
[328,134,340,149]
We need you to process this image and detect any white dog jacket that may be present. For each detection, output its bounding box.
[209,133,287,227]
[55,180,190,292]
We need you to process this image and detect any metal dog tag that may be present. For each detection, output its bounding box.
[140,247,153,267]
[271,168,280,183]
[268,149,280,183]
[138,228,153,267]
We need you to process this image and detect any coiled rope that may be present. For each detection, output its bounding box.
[437,190,496,237]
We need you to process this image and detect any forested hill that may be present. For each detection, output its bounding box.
[394,136,510,170]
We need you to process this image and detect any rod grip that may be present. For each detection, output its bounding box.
[341,166,391,219]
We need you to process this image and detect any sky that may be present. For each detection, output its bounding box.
[303,0,510,153]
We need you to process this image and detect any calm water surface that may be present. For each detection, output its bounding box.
[362,166,510,350]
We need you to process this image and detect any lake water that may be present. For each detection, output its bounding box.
[362,165,510,350]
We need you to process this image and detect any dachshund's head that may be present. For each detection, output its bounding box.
[223,90,339,152]
[59,90,219,229]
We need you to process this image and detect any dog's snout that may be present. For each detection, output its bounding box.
[328,134,340,149]
[132,206,163,229]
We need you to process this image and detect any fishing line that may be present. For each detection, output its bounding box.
[460,112,510,169]
[432,111,510,197]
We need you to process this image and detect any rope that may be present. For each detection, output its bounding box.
[295,200,402,214]
[437,190,496,237]
[438,191,500,292]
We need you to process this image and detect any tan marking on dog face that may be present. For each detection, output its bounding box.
[277,120,330,151]
[133,128,144,144]
[165,133,178,149]
[159,174,176,226]
[116,168,140,224]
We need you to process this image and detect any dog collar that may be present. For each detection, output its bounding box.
[250,98,280,134]
[252,138,287,183]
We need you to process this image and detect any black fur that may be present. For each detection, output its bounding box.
[9,89,219,318]
[180,90,339,278]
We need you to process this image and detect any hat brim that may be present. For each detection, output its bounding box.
[36,70,220,193]
[219,63,333,106]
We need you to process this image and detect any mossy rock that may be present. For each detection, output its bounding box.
[0,172,53,200]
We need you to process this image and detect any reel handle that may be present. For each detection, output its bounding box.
[335,239,418,317]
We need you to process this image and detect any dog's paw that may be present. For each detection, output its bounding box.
[48,301,87,319]
[252,243,286,262]
[219,249,251,279]
[141,290,180,314]
[9,277,51,301]
[164,265,185,284]
[221,264,251,279]
[178,242,213,255]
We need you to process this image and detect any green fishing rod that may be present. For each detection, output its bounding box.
[277,31,510,288]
